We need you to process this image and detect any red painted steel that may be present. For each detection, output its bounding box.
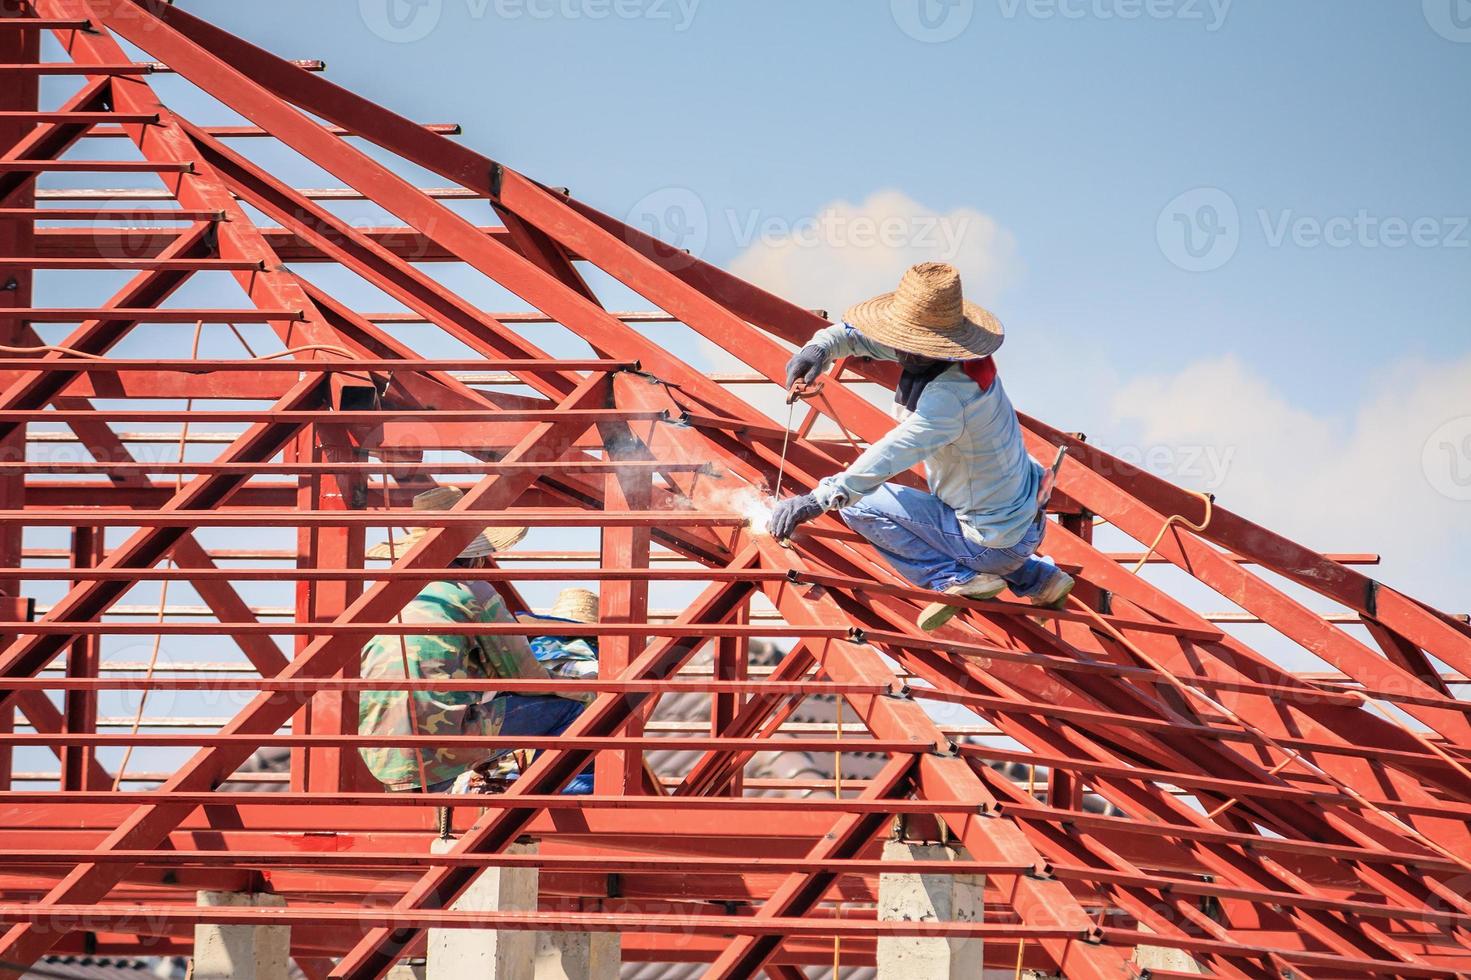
[0,3,1465,978]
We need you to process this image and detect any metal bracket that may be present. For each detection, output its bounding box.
[1366,578,1380,618]
[0,596,34,622]
[488,162,504,202]
[846,626,867,644]
[606,873,622,899]
[931,738,960,758]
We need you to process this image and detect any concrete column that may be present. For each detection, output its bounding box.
[427,838,538,980]
[1135,923,1205,974]
[192,891,289,980]
[534,928,620,980]
[876,840,985,979]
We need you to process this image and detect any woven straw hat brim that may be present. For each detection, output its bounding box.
[844,294,1004,361]
[365,524,528,561]
[548,587,599,624]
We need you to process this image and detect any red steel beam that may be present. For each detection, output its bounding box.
[0,363,611,970]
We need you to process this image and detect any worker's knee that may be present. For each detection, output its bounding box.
[839,483,904,527]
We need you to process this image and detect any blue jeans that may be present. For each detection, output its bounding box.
[840,483,1060,598]
[423,694,593,794]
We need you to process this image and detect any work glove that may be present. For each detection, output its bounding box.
[784,345,828,390]
[769,493,824,541]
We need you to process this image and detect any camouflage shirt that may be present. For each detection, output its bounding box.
[359,579,549,791]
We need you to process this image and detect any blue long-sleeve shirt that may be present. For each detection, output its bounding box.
[806,323,1043,549]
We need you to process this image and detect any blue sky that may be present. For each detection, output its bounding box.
[175,0,1471,604]
[191,0,1471,399]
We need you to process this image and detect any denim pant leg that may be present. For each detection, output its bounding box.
[841,483,1060,598]
[989,518,1057,599]
[840,484,980,592]
[493,694,594,794]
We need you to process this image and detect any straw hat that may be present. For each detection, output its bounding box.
[549,588,599,624]
[365,485,527,561]
[517,588,600,627]
[844,262,1003,361]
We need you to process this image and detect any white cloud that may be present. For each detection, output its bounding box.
[706,191,1023,424]
[1106,354,1471,610]
[724,189,1022,316]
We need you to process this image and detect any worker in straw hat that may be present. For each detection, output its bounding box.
[518,587,602,686]
[357,486,593,794]
[769,262,1074,630]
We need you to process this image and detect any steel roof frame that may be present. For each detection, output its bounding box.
[0,1,1468,977]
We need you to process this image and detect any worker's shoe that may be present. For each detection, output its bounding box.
[1031,570,1076,610]
[917,574,1006,632]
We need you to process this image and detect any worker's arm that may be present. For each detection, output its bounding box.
[786,322,900,387]
[812,385,965,511]
[469,586,564,697]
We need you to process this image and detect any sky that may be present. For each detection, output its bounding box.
[174,0,1470,607]
[17,1,1471,775]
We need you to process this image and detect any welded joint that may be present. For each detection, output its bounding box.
[890,814,907,841]
[1079,925,1105,944]
[606,873,621,899]
[1024,860,1054,880]
[489,162,504,201]
[1366,578,1380,618]
[977,800,1004,818]
[1098,588,1113,615]
[846,626,867,644]
[885,681,910,700]
[784,569,803,584]
[930,737,960,757]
